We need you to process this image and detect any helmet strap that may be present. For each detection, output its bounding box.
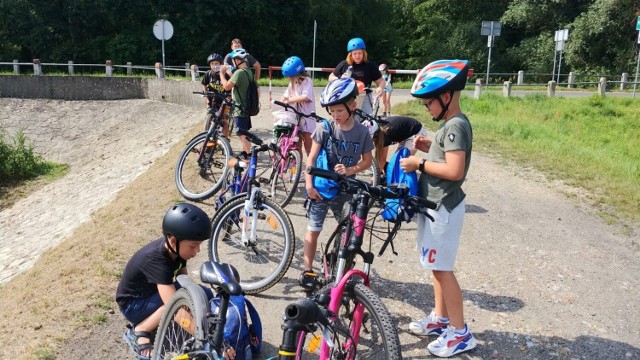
[432,91,454,122]
[164,235,185,262]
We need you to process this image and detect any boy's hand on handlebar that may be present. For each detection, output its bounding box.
[334,164,352,176]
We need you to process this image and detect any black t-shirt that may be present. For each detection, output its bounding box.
[201,70,227,106]
[115,238,185,306]
[382,116,424,146]
[332,60,382,88]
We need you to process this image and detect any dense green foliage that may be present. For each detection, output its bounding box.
[396,94,640,220]
[0,0,638,79]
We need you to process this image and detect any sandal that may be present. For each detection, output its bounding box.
[122,326,153,360]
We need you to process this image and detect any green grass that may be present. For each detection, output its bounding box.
[394,94,640,221]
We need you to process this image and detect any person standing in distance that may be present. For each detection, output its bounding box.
[220,48,255,154]
[400,59,477,358]
[223,38,261,81]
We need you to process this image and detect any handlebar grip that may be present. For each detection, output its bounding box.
[307,166,343,182]
[285,298,330,327]
[273,100,287,108]
[408,196,437,210]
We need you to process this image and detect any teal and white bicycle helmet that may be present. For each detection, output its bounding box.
[230,48,249,60]
[282,56,305,77]
[347,37,366,52]
[411,59,470,121]
[320,78,359,107]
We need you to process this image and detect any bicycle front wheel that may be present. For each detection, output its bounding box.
[270,149,302,208]
[175,133,232,201]
[153,287,210,360]
[354,160,381,186]
[307,282,401,360]
[209,196,295,294]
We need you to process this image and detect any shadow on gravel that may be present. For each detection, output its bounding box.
[400,331,640,359]
[465,204,488,213]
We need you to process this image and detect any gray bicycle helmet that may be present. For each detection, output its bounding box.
[162,203,211,241]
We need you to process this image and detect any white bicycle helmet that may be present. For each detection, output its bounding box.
[320,78,359,107]
[230,48,249,60]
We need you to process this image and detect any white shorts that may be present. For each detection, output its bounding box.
[397,125,427,152]
[416,199,465,271]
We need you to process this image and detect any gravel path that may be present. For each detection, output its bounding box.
[1,92,638,359]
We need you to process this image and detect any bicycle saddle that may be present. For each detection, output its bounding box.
[200,261,243,295]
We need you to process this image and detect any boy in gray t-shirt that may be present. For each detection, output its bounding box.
[300,78,374,290]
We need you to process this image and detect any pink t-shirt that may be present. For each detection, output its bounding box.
[284,77,317,133]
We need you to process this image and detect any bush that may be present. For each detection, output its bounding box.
[0,130,56,182]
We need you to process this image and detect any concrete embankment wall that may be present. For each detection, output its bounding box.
[0,75,203,108]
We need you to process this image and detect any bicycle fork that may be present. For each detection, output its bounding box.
[242,186,260,247]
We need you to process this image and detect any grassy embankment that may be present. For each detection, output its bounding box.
[395,93,640,226]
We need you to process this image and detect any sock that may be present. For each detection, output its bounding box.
[437,316,449,323]
[454,324,468,336]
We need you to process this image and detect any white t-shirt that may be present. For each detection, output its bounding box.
[284,77,317,133]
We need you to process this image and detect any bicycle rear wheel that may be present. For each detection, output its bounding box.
[300,282,401,360]
[270,149,302,208]
[175,133,232,201]
[209,195,295,294]
[153,287,210,360]
[354,160,381,187]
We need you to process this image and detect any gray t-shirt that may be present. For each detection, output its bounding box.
[418,114,473,211]
[312,119,374,169]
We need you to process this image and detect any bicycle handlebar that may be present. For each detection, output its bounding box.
[272,100,326,122]
[307,166,436,210]
[284,298,330,327]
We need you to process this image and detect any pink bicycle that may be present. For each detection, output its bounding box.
[288,167,436,360]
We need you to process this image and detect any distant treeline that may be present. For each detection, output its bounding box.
[0,0,638,80]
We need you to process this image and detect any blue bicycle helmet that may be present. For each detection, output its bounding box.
[347,37,366,52]
[282,56,305,77]
[230,48,249,60]
[320,78,359,107]
[410,59,470,99]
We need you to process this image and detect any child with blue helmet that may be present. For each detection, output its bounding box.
[279,56,316,155]
[400,59,477,357]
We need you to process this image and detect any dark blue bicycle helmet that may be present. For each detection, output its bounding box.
[207,53,224,64]
[282,56,305,77]
[347,37,366,52]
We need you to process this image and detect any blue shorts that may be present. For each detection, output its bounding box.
[306,193,352,232]
[234,116,252,134]
[119,282,214,325]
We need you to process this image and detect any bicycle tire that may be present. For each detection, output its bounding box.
[204,112,214,132]
[354,159,381,187]
[153,286,210,360]
[175,132,232,201]
[270,149,302,208]
[208,195,295,294]
[300,282,402,360]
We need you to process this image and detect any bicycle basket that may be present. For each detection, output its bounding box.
[272,110,298,127]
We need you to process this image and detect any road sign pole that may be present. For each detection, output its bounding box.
[486,36,492,88]
[557,48,564,83]
[634,48,639,97]
[552,49,558,82]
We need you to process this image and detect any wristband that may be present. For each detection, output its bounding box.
[420,159,427,173]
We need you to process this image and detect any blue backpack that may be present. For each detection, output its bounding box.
[312,119,340,200]
[210,295,262,360]
[382,146,418,221]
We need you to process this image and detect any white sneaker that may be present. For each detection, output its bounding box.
[408,310,449,336]
[427,325,477,358]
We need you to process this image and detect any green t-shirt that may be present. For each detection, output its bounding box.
[229,67,253,117]
[418,114,473,211]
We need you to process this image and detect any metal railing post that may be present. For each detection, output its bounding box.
[185,62,190,77]
[126,62,133,76]
[567,72,575,88]
[68,61,74,75]
[13,60,19,75]
[621,73,628,91]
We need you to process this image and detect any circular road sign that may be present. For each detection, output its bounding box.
[153,19,174,41]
